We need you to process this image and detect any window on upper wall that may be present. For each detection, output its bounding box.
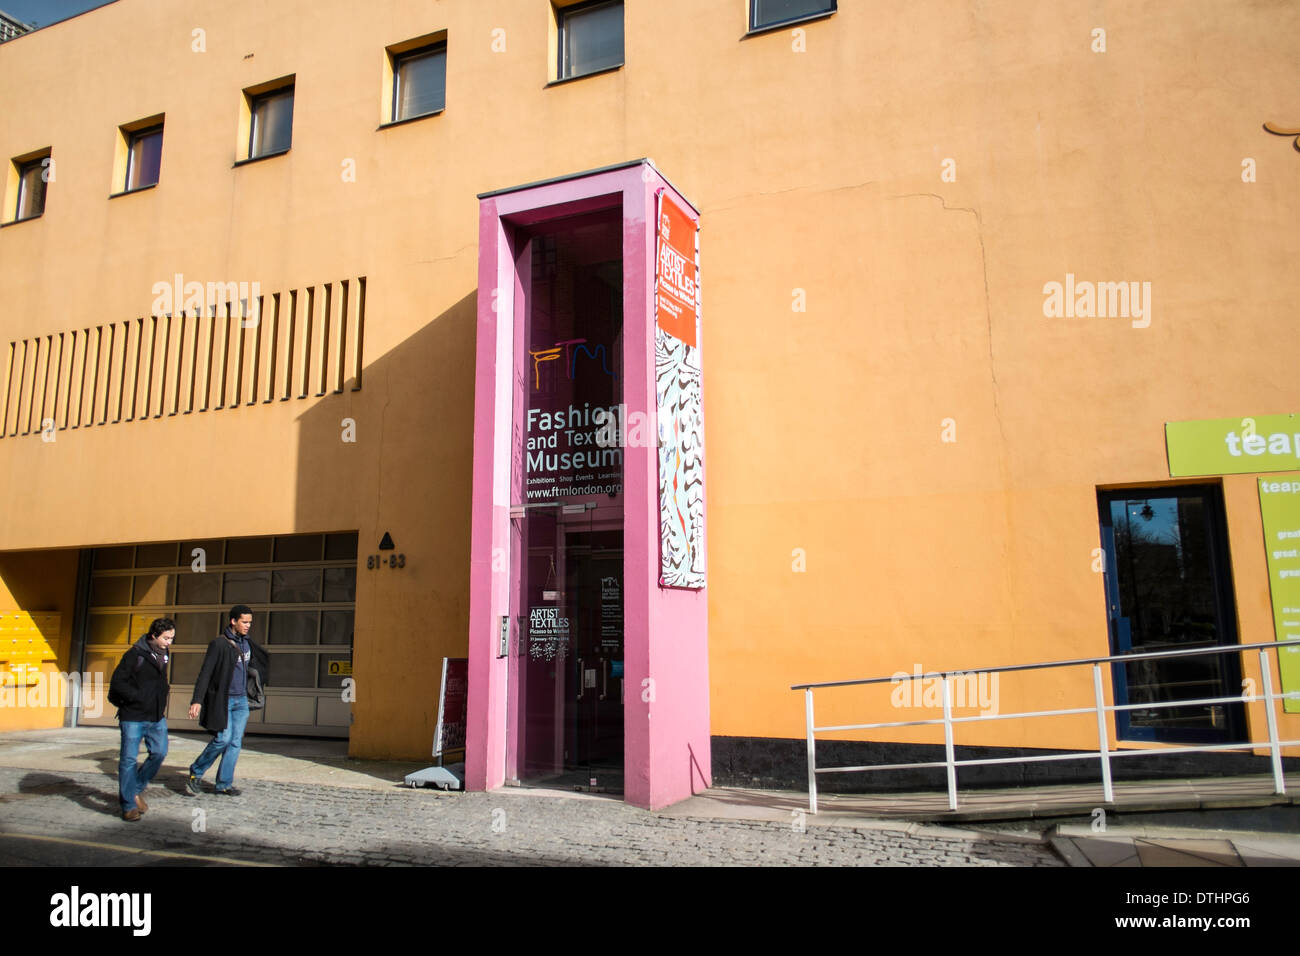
[11,151,51,222]
[392,41,447,122]
[248,83,294,159]
[749,0,836,32]
[556,0,623,81]
[125,124,163,191]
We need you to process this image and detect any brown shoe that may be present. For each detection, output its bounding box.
[122,808,142,822]
[134,792,148,814]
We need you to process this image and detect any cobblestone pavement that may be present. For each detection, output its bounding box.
[0,766,1062,866]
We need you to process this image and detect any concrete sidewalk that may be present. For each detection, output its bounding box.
[0,727,408,792]
[1049,824,1300,867]
[0,727,1296,866]
[662,788,1300,866]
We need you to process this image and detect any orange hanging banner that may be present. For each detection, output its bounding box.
[655,194,697,348]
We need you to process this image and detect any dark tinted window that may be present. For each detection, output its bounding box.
[15,157,48,220]
[394,44,447,120]
[249,87,294,157]
[126,126,163,190]
[559,1,623,79]
[750,0,835,31]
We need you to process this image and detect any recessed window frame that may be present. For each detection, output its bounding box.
[109,116,165,198]
[236,76,296,166]
[5,148,51,224]
[125,124,164,192]
[390,40,447,124]
[555,0,625,83]
[15,156,48,220]
[747,0,837,36]
[249,86,294,159]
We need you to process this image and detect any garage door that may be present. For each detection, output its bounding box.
[81,532,356,736]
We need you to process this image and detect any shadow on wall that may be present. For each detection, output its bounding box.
[688,743,710,795]
[292,290,479,759]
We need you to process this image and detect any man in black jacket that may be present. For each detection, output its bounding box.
[185,604,268,796]
[109,617,174,822]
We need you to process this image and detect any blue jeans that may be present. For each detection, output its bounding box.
[119,719,168,814]
[190,696,250,791]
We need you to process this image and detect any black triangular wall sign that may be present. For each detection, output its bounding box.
[378,532,395,551]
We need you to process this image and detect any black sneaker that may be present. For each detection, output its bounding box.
[214,787,242,797]
[185,773,201,796]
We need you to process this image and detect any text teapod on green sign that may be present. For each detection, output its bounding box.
[1166,414,1300,477]
[1257,477,1300,713]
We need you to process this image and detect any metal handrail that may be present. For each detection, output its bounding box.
[793,639,1300,813]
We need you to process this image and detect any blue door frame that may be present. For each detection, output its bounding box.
[1097,485,1245,744]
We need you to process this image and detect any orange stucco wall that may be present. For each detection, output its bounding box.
[1,0,1297,758]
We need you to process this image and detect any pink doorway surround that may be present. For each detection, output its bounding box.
[465,160,710,810]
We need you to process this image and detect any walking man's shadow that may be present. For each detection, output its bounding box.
[16,770,115,816]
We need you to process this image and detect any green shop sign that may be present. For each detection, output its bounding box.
[1166,414,1300,477]
[1257,477,1300,713]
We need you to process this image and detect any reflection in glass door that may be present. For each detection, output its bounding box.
[509,206,625,790]
[1098,486,1244,742]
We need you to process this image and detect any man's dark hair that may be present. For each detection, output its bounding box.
[229,604,253,624]
[147,617,176,639]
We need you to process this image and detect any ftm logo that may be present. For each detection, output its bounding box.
[528,338,615,390]
[50,886,151,936]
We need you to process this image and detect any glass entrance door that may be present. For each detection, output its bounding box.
[1098,486,1245,742]
[509,205,624,790]
[564,528,623,779]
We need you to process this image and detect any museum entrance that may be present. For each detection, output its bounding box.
[513,517,624,790]
[508,205,625,792]
[470,161,708,807]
